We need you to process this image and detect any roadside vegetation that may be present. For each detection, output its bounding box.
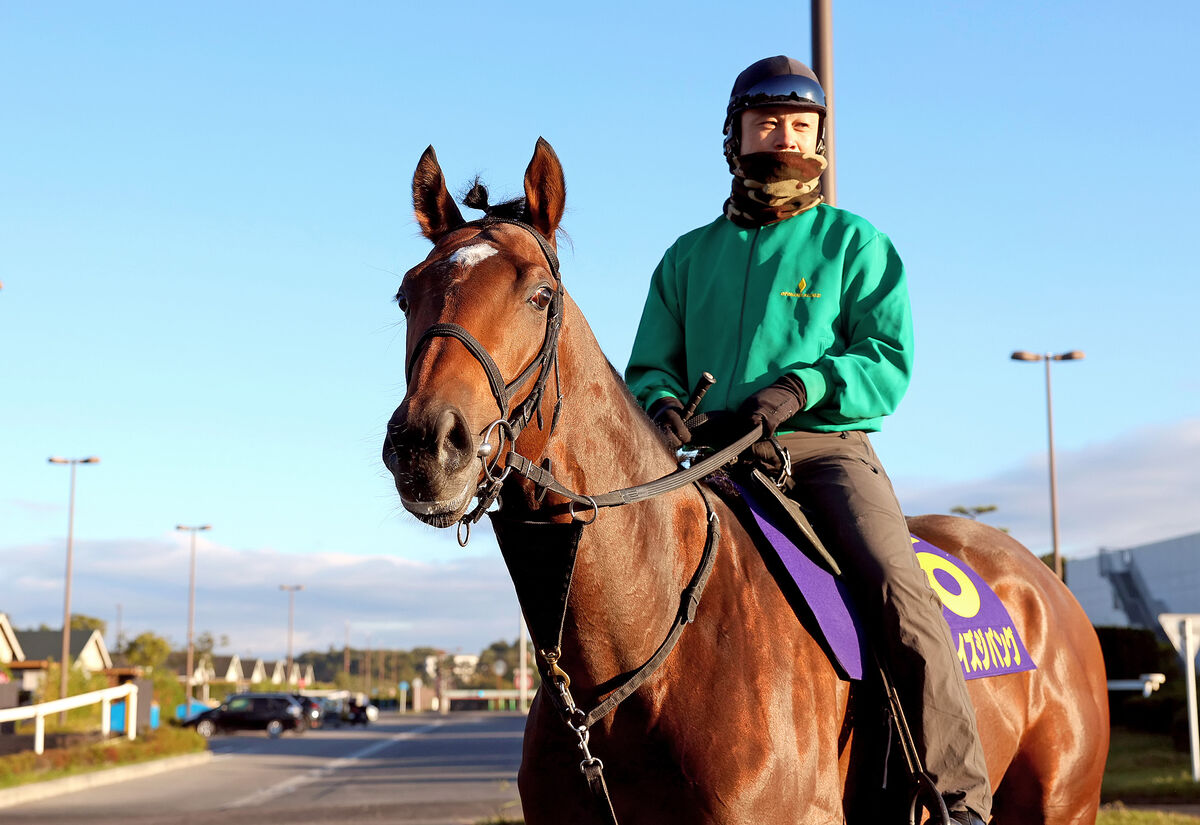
[0,725,205,790]
[1104,728,1200,803]
[1100,805,1200,825]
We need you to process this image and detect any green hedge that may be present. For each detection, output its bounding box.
[0,725,206,789]
[1094,626,1200,750]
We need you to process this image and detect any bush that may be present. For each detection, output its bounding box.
[1096,627,1186,737]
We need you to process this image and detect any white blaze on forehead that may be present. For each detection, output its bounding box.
[447,243,499,269]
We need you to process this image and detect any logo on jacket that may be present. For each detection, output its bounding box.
[780,278,821,299]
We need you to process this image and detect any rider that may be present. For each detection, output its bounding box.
[624,56,991,825]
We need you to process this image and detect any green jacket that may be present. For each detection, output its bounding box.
[625,205,913,433]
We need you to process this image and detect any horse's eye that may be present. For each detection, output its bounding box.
[395,290,409,314]
[529,285,553,311]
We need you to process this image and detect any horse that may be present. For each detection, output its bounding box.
[382,138,1110,825]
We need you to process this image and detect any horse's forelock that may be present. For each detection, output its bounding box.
[460,177,528,221]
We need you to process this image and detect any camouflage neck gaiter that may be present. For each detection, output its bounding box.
[724,151,827,228]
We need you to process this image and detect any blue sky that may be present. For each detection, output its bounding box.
[2,1,1198,658]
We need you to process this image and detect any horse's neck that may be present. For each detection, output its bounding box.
[526,295,708,692]
[544,298,678,498]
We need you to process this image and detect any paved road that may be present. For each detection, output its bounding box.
[3,711,526,825]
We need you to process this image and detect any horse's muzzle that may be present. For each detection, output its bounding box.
[383,402,478,527]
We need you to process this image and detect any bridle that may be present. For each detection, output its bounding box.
[397,214,759,825]
[404,217,565,456]
[401,216,568,538]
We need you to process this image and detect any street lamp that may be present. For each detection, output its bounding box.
[175,524,212,702]
[48,455,99,716]
[1011,350,1085,581]
[280,585,304,685]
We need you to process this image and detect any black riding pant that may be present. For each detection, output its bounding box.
[776,430,992,818]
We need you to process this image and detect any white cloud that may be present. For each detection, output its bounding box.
[894,418,1200,557]
[6,418,1198,659]
[0,529,522,659]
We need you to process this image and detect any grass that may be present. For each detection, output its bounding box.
[0,725,207,790]
[1104,728,1200,803]
[1099,804,1200,825]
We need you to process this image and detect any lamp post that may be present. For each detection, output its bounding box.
[175,524,212,702]
[48,455,99,716]
[1011,350,1085,581]
[280,585,304,684]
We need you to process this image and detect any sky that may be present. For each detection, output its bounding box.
[2,1,1198,662]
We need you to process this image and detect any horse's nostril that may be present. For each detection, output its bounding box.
[434,408,473,471]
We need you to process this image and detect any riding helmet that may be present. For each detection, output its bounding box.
[723,56,826,161]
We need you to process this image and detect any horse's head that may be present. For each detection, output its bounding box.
[383,139,567,528]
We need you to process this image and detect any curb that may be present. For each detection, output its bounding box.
[0,749,213,809]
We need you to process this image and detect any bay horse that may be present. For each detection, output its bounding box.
[383,138,1109,825]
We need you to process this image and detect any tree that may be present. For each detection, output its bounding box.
[950,505,997,520]
[194,631,230,654]
[950,505,1009,534]
[30,613,108,635]
[124,631,171,668]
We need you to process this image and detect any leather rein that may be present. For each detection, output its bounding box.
[403,216,759,824]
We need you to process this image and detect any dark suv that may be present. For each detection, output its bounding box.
[184,692,305,738]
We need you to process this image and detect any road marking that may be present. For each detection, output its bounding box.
[220,721,446,809]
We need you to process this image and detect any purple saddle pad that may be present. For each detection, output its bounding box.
[735,481,1036,682]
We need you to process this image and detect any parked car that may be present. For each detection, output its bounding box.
[344,697,378,726]
[319,696,347,726]
[184,692,305,738]
[292,694,324,729]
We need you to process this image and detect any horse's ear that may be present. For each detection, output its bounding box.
[522,137,565,244]
[412,145,465,243]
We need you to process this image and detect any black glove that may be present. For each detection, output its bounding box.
[737,375,806,438]
[649,397,691,450]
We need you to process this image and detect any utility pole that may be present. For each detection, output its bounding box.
[365,634,372,696]
[280,585,304,684]
[811,0,836,205]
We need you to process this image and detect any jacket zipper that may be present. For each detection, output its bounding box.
[729,227,760,408]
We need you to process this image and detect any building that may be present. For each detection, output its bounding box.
[1068,530,1200,635]
[0,615,24,664]
[16,629,113,674]
[207,654,245,685]
[243,658,268,684]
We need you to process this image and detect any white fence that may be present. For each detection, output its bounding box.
[1107,672,1167,697]
[0,683,138,755]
